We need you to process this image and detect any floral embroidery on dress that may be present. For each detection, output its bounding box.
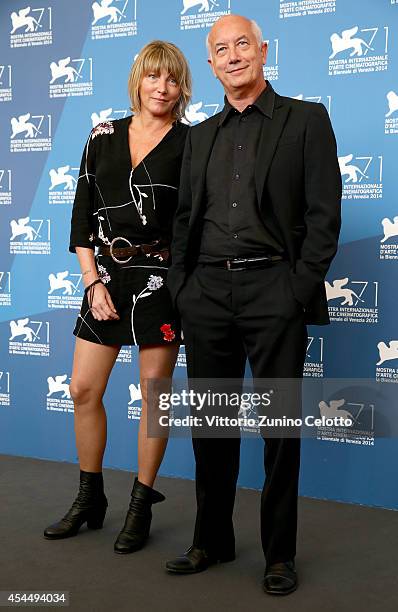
[160,323,175,342]
[97,264,111,284]
[147,252,168,262]
[129,171,148,226]
[97,217,111,245]
[91,121,114,139]
[130,275,164,344]
[88,233,95,242]
[147,275,163,291]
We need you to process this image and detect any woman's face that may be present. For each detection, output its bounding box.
[139,69,181,119]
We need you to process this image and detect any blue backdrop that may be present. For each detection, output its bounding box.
[1,0,397,509]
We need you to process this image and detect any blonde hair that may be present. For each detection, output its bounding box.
[128,40,192,121]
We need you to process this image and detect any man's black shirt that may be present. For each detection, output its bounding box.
[198,82,284,262]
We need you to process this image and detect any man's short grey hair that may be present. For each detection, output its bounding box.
[206,17,264,58]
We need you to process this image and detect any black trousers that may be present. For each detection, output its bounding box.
[177,261,307,565]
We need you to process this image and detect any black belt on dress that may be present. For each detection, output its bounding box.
[98,239,169,263]
[202,255,284,271]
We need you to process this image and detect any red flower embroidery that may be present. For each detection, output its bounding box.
[160,323,175,342]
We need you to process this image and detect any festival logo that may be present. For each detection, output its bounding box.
[180,0,231,31]
[49,57,93,98]
[385,90,398,135]
[0,65,12,102]
[182,101,220,125]
[304,336,324,377]
[0,272,12,307]
[280,0,336,19]
[325,277,379,324]
[116,347,133,364]
[10,6,52,48]
[128,383,142,419]
[338,153,383,200]
[176,347,187,369]
[377,341,398,366]
[380,214,398,260]
[263,38,279,81]
[292,94,332,116]
[328,26,389,76]
[237,395,260,436]
[47,271,82,310]
[48,164,78,205]
[90,108,129,128]
[9,217,51,255]
[0,371,11,407]
[319,399,354,421]
[10,113,52,153]
[316,397,374,445]
[237,387,280,437]
[9,318,50,357]
[0,169,12,205]
[376,340,398,383]
[91,0,137,40]
[46,374,74,412]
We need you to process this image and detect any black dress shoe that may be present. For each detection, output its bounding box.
[165,546,235,574]
[262,560,297,595]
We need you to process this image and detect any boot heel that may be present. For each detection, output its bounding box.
[87,507,107,530]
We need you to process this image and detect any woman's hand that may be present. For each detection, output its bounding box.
[88,282,120,321]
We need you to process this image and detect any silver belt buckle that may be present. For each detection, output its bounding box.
[109,237,133,264]
[228,258,247,271]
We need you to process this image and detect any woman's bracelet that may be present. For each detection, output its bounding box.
[84,278,103,294]
[85,278,103,310]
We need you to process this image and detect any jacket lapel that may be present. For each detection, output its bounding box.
[189,118,219,228]
[255,96,291,204]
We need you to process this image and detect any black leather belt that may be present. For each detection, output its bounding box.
[204,255,283,271]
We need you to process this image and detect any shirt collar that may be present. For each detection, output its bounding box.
[218,80,275,126]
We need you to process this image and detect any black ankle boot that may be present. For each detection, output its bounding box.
[114,477,165,554]
[44,470,108,539]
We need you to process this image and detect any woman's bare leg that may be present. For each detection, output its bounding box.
[70,337,120,472]
[137,343,179,487]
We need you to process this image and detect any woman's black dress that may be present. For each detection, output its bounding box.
[69,117,188,346]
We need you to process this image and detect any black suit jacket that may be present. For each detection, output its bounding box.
[168,88,342,325]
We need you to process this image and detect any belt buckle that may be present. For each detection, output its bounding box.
[109,237,133,264]
[227,258,247,271]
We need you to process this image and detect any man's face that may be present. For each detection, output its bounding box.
[208,16,267,95]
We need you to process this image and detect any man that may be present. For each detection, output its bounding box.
[166,14,341,595]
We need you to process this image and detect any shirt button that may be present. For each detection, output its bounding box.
[241,117,246,122]
[232,202,238,208]
[233,233,238,239]
[234,173,240,180]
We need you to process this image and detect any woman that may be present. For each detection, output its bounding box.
[44,41,191,553]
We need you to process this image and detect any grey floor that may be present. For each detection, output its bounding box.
[1,454,397,612]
